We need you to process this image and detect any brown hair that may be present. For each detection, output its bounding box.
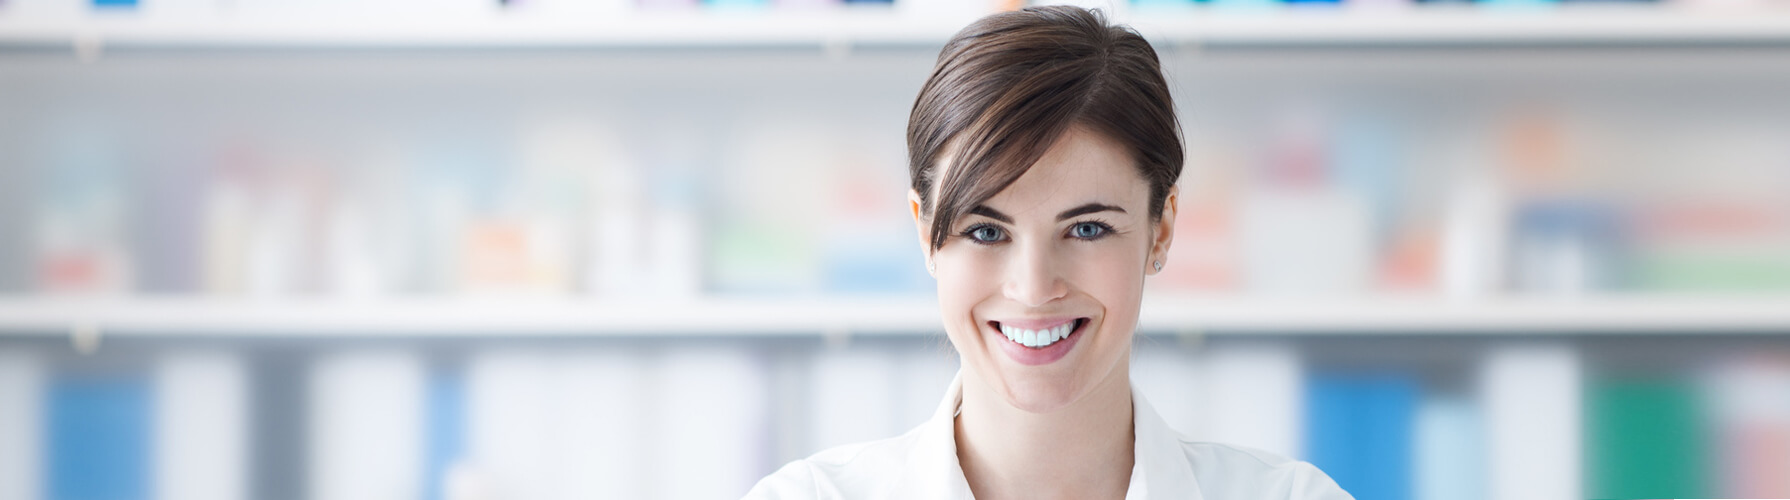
[907,5,1183,252]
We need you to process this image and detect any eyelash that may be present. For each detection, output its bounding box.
[957,219,1117,245]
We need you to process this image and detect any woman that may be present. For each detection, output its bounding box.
[747,6,1352,499]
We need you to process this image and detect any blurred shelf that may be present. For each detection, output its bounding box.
[0,10,976,49]
[1125,7,1790,46]
[1141,294,1790,334]
[0,294,1786,337]
[0,296,944,337]
[6,7,1790,49]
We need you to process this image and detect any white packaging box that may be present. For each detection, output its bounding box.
[155,350,248,500]
[463,348,651,500]
[309,350,424,500]
[1196,343,1304,459]
[0,351,41,500]
[808,347,899,452]
[1481,343,1580,500]
[657,347,769,499]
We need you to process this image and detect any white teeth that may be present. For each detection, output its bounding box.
[999,320,1077,348]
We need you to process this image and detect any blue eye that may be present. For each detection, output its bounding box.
[963,224,1007,244]
[1070,221,1110,240]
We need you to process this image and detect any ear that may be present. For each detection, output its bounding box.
[1147,185,1179,276]
[908,189,934,264]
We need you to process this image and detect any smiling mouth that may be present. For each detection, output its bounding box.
[990,318,1088,349]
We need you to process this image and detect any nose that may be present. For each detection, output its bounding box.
[1002,240,1069,308]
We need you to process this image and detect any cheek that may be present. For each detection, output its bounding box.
[1068,242,1148,324]
[1070,241,1146,283]
[934,250,1006,359]
[935,250,1001,318]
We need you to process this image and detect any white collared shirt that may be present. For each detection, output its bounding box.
[744,372,1354,500]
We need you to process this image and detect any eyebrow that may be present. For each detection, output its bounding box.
[1056,203,1127,221]
[966,203,1127,224]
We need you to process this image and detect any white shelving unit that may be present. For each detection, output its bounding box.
[1,294,1785,337]
[2,8,1784,500]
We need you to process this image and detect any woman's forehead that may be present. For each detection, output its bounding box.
[976,127,1148,219]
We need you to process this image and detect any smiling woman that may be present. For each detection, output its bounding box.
[746,5,1352,500]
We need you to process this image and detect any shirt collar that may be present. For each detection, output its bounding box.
[1128,383,1205,500]
[911,371,1205,500]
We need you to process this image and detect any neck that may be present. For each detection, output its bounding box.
[954,363,1135,500]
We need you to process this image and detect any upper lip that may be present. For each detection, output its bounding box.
[989,317,1083,330]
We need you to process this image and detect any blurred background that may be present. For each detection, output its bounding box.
[2,0,1790,499]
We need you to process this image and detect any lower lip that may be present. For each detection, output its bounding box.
[989,319,1086,366]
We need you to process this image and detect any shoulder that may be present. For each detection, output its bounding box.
[1179,441,1355,500]
[741,428,925,500]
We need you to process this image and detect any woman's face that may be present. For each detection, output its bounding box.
[910,125,1176,413]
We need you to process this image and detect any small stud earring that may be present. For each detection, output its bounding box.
[1153,260,1162,272]
[927,260,936,274]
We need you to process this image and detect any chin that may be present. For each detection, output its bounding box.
[996,374,1088,414]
